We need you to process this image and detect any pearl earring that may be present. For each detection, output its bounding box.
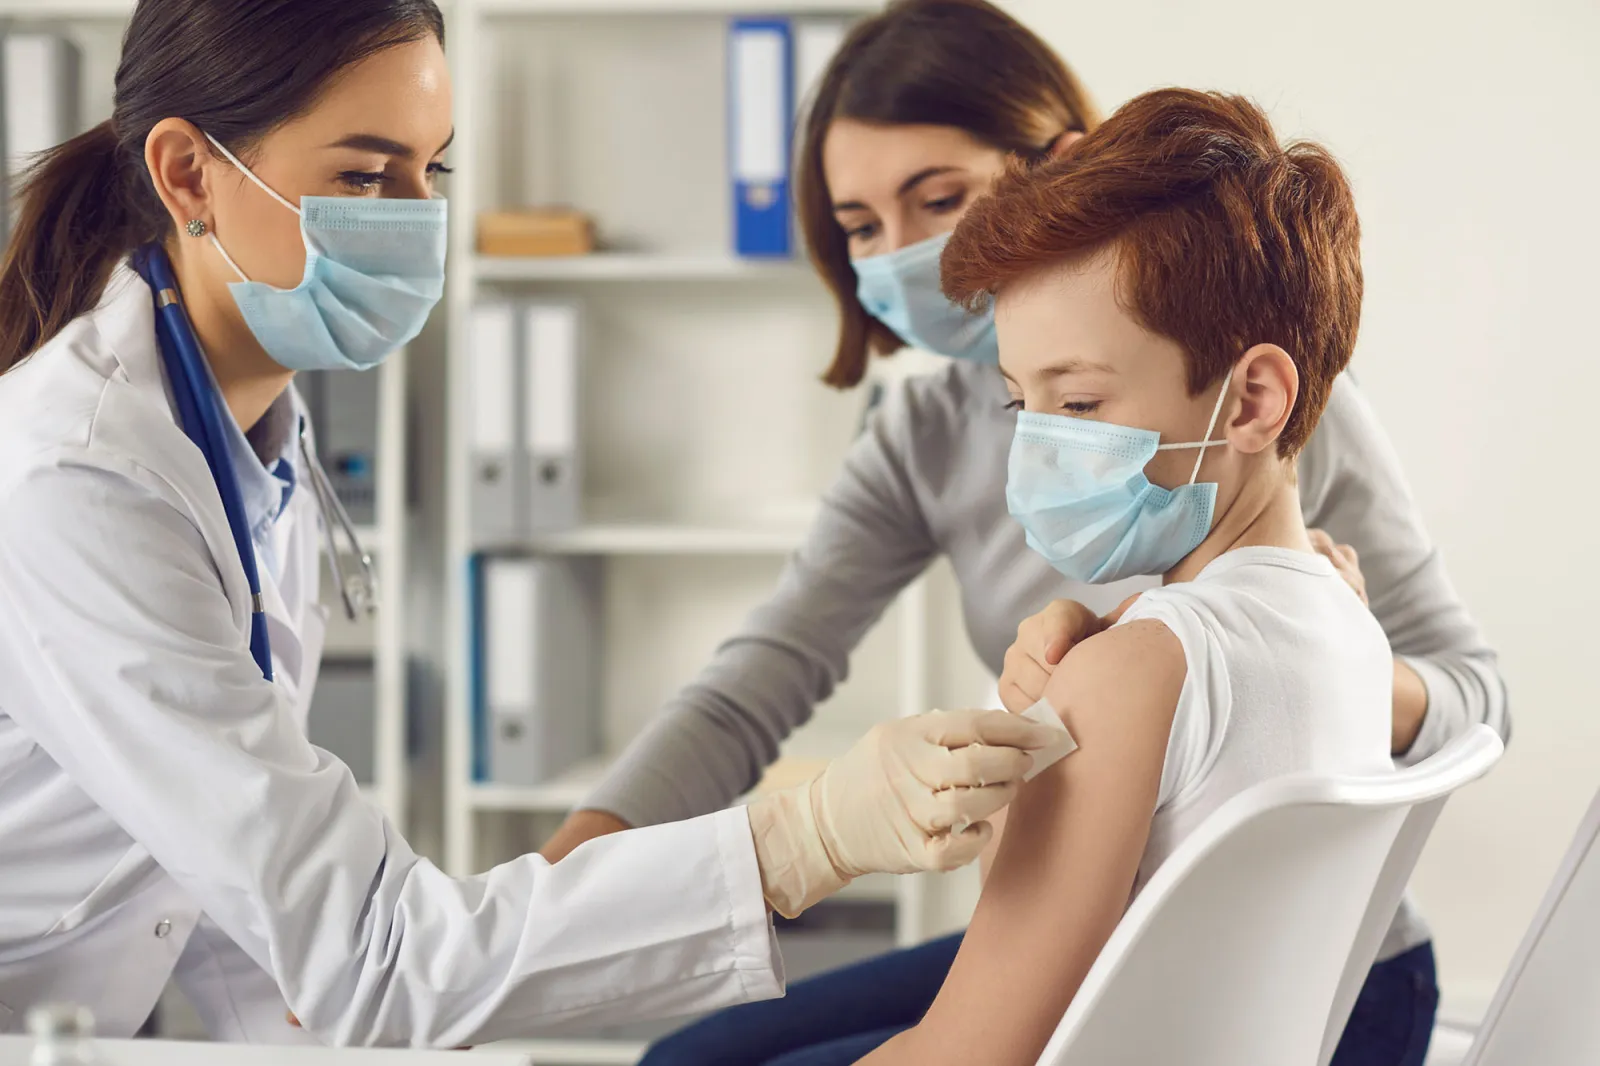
[185,219,207,238]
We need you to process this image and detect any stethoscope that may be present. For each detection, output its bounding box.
[132,244,377,682]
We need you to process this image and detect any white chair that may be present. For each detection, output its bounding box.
[1315,739,1495,1066]
[1435,781,1600,1066]
[1033,725,1504,1066]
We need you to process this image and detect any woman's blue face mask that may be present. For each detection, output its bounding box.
[853,232,999,364]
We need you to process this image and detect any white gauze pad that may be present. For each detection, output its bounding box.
[1021,698,1077,781]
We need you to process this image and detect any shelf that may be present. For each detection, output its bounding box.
[473,252,809,283]
[523,520,807,555]
[480,0,876,14]
[0,0,132,15]
[469,755,614,812]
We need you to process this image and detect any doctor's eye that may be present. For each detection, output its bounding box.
[1062,401,1101,415]
[337,170,388,193]
[843,220,879,242]
[924,192,965,214]
[426,162,455,179]
[1002,398,1024,412]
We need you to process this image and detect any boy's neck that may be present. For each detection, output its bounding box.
[1163,461,1310,585]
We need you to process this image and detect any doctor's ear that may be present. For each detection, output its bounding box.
[1222,344,1299,456]
[144,118,225,237]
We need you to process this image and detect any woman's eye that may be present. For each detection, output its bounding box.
[1003,398,1023,412]
[338,170,387,193]
[1062,401,1101,415]
[925,193,965,214]
[427,162,455,179]
[843,221,878,241]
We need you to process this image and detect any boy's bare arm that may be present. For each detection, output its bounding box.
[859,619,1185,1066]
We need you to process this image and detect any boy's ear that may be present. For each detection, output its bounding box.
[1223,344,1298,455]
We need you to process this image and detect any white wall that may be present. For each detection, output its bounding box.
[1000,0,1600,1016]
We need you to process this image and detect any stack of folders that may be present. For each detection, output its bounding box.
[467,300,582,546]
[471,554,602,787]
[0,32,81,239]
[728,16,851,258]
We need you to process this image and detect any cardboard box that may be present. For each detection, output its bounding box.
[476,209,596,257]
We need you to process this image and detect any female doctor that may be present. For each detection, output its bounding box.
[0,0,1061,1047]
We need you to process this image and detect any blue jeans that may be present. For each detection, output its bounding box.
[640,934,1438,1066]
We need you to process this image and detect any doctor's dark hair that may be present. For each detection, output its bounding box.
[943,89,1364,457]
[0,0,445,375]
[797,0,1101,389]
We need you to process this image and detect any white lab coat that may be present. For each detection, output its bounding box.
[0,264,783,1045]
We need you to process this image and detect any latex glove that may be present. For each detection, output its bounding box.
[746,708,1061,917]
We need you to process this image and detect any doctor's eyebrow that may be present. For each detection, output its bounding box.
[325,129,456,159]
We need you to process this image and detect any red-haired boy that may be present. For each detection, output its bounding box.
[858,88,1393,1066]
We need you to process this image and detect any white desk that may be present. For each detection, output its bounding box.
[0,1036,532,1064]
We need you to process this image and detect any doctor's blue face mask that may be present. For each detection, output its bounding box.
[1006,367,1235,584]
[203,133,448,373]
[853,232,999,365]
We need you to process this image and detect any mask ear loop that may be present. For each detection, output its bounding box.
[1188,367,1235,484]
[1153,366,1236,484]
[201,131,302,284]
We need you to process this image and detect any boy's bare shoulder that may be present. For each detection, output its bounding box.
[1041,619,1187,739]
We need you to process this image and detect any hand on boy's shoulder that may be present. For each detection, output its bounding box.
[1039,617,1187,756]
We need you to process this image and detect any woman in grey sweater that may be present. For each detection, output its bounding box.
[545,2,1507,1063]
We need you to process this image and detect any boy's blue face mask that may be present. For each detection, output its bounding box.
[1007,369,1234,584]
[853,232,998,364]
[204,133,447,373]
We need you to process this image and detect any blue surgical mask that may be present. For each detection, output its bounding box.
[853,232,998,364]
[1007,370,1234,584]
[204,133,447,372]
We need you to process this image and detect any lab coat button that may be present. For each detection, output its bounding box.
[154,919,172,939]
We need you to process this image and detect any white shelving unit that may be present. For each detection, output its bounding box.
[441,8,945,1046]
[345,351,413,833]
[473,251,808,282]
[0,0,412,834]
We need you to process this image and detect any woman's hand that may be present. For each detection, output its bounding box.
[1309,528,1367,606]
[999,601,1108,713]
[999,596,1146,713]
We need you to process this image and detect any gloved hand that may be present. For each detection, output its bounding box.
[746,708,1061,917]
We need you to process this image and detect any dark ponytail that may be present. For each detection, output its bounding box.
[0,0,445,374]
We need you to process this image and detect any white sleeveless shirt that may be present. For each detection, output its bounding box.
[1120,547,1395,893]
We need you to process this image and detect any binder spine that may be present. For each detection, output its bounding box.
[729,18,794,258]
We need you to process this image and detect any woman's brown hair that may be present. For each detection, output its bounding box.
[0,0,444,375]
[796,0,1101,388]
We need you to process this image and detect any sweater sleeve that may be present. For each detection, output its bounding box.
[582,379,942,826]
[1297,374,1510,765]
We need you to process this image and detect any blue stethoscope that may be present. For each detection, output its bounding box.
[132,244,377,682]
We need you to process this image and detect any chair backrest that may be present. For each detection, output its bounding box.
[1460,781,1600,1066]
[1034,726,1504,1066]
[1316,734,1505,1065]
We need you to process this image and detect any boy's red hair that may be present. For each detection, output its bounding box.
[942,88,1362,455]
